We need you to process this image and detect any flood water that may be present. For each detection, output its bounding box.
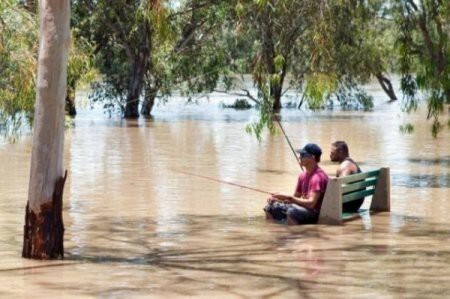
[1,84,449,298]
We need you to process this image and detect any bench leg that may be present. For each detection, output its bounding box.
[370,167,390,212]
[318,179,343,225]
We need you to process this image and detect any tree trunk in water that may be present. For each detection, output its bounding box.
[23,0,70,260]
[270,81,282,112]
[24,0,36,13]
[141,87,157,117]
[124,52,149,118]
[23,172,67,259]
[445,89,450,104]
[375,73,397,102]
[270,67,286,112]
[65,86,77,116]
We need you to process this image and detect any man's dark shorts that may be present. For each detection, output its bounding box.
[264,202,318,224]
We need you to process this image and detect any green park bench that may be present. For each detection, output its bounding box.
[318,167,390,225]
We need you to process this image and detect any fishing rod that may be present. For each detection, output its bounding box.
[273,113,304,171]
[176,170,272,195]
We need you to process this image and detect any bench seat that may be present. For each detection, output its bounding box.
[318,167,390,225]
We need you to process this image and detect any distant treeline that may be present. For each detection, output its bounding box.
[1,0,449,137]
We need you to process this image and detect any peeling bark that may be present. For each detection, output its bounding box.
[23,171,67,259]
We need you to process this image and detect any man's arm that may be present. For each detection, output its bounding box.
[338,160,358,177]
[289,191,321,209]
[269,191,320,209]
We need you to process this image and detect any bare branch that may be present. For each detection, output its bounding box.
[214,88,260,104]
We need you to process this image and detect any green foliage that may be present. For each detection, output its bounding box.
[0,1,97,139]
[400,75,418,112]
[0,0,37,139]
[73,0,157,115]
[232,0,315,137]
[231,0,388,138]
[335,82,374,111]
[74,0,232,116]
[399,123,414,134]
[304,74,337,110]
[393,0,450,136]
[245,94,276,141]
[2,0,447,141]
[307,0,392,106]
[168,1,234,98]
[68,31,97,94]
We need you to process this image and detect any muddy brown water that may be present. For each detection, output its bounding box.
[0,91,449,298]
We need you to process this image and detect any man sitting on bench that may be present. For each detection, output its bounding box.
[264,143,329,225]
[329,141,364,213]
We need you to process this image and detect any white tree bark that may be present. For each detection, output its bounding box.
[28,0,70,214]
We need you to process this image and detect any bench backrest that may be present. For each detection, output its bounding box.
[318,167,390,225]
[341,169,379,204]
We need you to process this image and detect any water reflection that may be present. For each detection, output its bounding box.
[408,156,450,166]
[393,174,450,188]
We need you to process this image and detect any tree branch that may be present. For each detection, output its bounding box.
[214,88,260,104]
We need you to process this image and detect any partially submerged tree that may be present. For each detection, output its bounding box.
[74,0,231,117]
[23,0,70,259]
[161,1,232,105]
[73,0,162,117]
[232,0,393,137]
[300,0,400,111]
[227,0,322,138]
[234,0,315,112]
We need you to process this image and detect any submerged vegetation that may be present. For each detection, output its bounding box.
[220,99,253,109]
[0,0,449,138]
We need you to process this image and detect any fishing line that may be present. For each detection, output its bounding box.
[175,170,272,195]
[273,113,304,171]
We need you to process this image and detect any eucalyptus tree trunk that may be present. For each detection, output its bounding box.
[124,19,151,118]
[141,85,158,117]
[259,8,284,112]
[270,81,282,111]
[270,64,287,112]
[124,52,149,118]
[23,0,70,260]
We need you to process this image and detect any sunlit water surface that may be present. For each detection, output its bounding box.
[1,84,449,298]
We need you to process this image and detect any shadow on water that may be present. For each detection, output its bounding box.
[408,156,450,167]
[392,174,450,188]
[55,214,450,296]
[3,214,450,297]
[256,167,291,175]
[276,113,366,122]
[62,215,332,297]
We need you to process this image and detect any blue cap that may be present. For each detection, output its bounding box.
[296,143,322,158]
